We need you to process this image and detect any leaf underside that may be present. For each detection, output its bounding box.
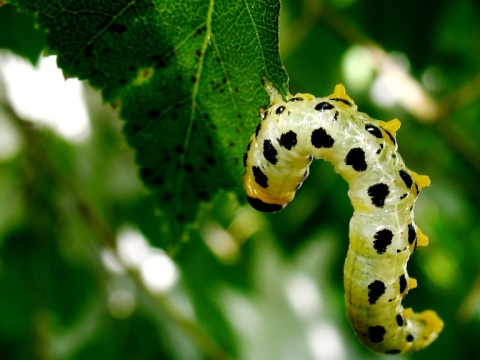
[7,0,288,245]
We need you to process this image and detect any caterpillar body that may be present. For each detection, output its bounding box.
[243,78,443,354]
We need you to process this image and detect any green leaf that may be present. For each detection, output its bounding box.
[0,4,45,64]
[6,0,288,245]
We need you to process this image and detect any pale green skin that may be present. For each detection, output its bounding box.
[244,79,443,354]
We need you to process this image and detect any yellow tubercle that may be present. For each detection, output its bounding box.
[381,118,402,137]
[403,308,414,319]
[417,228,429,247]
[329,84,356,106]
[411,171,431,189]
[408,278,418,290]
[292,92,315,100]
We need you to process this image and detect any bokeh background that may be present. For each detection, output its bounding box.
[1,0,480,359]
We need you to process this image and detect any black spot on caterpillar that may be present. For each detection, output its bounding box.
[243,77,444,355]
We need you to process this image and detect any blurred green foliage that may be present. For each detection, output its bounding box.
[0,3,45,64]
[1,0,480,360]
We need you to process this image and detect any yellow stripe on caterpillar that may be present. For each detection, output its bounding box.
[243,78,442,354]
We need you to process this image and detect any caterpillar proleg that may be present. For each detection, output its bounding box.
[243,77,443,354]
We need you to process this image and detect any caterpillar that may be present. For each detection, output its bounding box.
[243,77,444,354]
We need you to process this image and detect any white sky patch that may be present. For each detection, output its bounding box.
[117,226,151,269]
[342,45,375,92]
[140,251,179,293]
[116,226,179,293]
[307,323,346,360]
[0,51,90,142]
[201,221,240,263]
[100,248,125,275]
[0,113,21,160]
[369,51,439,120]
[284,273,323,320]
[370,78,398,108]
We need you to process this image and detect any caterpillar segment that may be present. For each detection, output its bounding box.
[243,77,443,354]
